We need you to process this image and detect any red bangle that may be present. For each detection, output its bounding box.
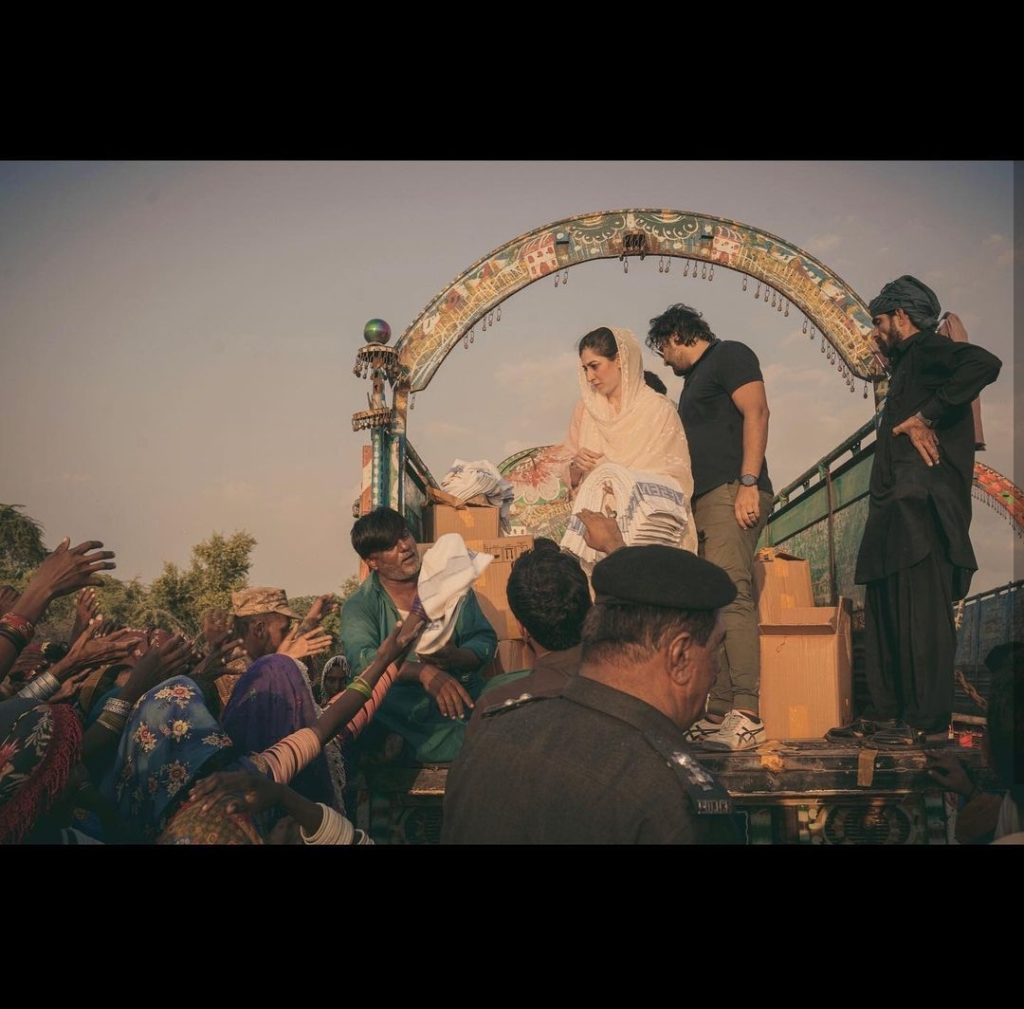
[1,613,35,639]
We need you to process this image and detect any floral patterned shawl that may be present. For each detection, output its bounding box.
[0,703,83,844]
[106,676,248,840]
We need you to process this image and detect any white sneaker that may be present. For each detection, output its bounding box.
[683,716,725,744]
[698,710,765,752]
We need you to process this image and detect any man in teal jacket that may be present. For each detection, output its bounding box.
[342,507,497,763]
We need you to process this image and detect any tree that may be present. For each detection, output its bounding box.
[148,531,257,636]
[0,504,47,586]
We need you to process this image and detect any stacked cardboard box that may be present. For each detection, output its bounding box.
[754,550,853,740]
[422,504,500,541]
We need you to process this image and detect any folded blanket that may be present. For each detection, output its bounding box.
[416,533,493,654]
[561,463,692,573]
[441,459,515,532]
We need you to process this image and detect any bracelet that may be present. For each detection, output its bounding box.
[102,697,133,718]
[346,677,373,700]
[0,613,35,639]
[97,711,128,734]
[0,626,28,652]
[17,670,60,702]
[300,804,355,846]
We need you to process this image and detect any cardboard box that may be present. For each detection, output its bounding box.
[482,638,533,681]
[422,504,500,541]
[417,535,535,641]
[758,599,853,740]
[753,549,815,622]
[464,536,534,640]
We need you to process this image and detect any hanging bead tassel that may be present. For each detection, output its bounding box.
[664,257,670,273]
[743,276,748,292]
[623,258,629,274]
[803,319,808,334]
[554,271,560,287]
[764,286,770,302]
[497,305,502,322]
[709,264,715,281]
[659,256,664,274]
[754,282,760,298]
[701,262,707,279]
[488,311,494,326]
[784,300,790,318]
[683,260,690,277]
[771,291,777,308]
[562,269,568,285]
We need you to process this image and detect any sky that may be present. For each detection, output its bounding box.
[0,161,1017,596]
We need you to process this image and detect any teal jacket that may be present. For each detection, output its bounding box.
[341,573,497,763]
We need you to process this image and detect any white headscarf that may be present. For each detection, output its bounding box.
[569,327,694,502]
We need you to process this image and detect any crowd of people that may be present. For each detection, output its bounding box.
[1,281,1015,845]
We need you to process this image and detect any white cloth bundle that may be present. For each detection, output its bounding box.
[441,459,515,531]
[561,463,692,573]
[416,533,493,654]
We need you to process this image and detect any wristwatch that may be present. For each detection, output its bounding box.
[739,474,758,487]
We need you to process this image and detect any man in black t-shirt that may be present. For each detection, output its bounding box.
[648,303,773,751]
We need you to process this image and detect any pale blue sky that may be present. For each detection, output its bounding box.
[1,161,1016,594]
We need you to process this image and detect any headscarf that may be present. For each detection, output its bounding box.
[0,703,83,844]
[105,676,245,840]
[221,654,340,810]
[157,796,264,845]
[868,275,941,329]
[570,327,694,502]
[318,653,350,706]
[568,327,696,550]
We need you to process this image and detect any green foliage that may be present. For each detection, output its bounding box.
[2,504,358,651]
[0,503,48,586]
[148,531,258,636]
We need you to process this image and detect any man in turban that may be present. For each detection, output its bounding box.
[833,276,1001,747]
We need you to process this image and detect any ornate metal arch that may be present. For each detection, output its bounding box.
[394,209,888,394]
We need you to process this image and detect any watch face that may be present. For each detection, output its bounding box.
[740,475,757,487]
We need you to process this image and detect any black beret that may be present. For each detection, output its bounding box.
[591,545,737,611]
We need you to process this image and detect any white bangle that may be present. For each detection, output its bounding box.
[300,804,355,846]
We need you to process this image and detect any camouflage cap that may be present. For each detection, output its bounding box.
[230,586,300,619]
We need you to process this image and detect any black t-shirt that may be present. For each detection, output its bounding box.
[678,340,772,500]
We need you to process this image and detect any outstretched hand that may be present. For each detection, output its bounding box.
[189,636,245,684]
[50,619,143,682]
[278,625,333,662]
[70,587,100,643]
[28,539,116,601]
[576,508,625,555]
[123,634,193,699]
[301,593,338,630]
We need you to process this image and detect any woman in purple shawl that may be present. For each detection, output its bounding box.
[220,653,341,811]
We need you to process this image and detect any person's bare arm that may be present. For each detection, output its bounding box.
[731,381,770,530]
[0,540,116,681]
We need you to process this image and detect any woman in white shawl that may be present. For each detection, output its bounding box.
[566,326,697,552]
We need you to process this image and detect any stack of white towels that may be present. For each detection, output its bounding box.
[441,459,515,532]
[560,463,691,573]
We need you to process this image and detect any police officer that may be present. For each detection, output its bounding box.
[442,545,740,844]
